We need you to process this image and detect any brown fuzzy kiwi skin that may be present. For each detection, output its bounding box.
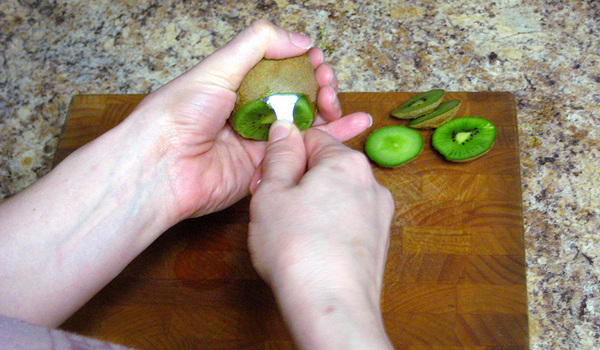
[409,101,461,129]
[233,54,319,118]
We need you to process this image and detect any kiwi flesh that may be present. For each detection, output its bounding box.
[431,116,496,162]
[391,89,445,119]
[232,54,318,140]
[232,94,313,141]
[408,100,461,129]
[364,126,424,167]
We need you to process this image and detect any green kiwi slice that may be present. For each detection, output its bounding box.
[391,89,445,119]
[431,116,497,162]
[364,126,423,167]
[232,93,313,141]
[408,100,461,129]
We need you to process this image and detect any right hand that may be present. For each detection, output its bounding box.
[248,121,395,349]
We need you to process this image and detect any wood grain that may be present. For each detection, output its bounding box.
[56,92,528,349]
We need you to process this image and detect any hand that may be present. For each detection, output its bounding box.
[0,20,372,326]
[248,121,395,349]
[123,20,372,223]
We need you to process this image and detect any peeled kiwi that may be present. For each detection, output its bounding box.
[232,54,318,140]
[408,100,461,129]
[391,89,445,119]
[364,126,424,167]
[431,116,497,162]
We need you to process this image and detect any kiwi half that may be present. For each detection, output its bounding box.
[232,94,313,141]
[365,126,424,167]
[391,89,445,119]
[232,54,318,140]
[432,116,497,162]
[408,100,461,129]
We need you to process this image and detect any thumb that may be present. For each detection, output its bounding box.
[250,120,307,194]
[189,20,312,91]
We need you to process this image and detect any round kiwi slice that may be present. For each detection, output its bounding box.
[391,89,445,119]
[431,116,497,162]
[365,126,424,167]
[408,99,461,129]
[232,54,318,140]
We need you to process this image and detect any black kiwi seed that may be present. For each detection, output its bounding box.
[391,89,445,119]
[408,97,428,107]
[432,116,497,162]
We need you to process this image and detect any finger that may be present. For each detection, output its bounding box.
[313,61,342,122]
[307,47,324,69]
[315,63,336,91]
[256,120,307,192]
[310,50,338,93]
[189,20,313,91]
[329,70,339,93]
[313,112,372,142]
[249,161,264,195]
[247,110,372,183]
[315,86,342,122]
[302,128,356,170]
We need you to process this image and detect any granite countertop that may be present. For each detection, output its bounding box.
[1,0,599,348]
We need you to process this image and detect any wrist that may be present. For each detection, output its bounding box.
[58,117,175,253]
[108,109,183,229]
[269,264,393,350]
[0,116,175,325]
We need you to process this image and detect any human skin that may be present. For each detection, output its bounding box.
[249,121,395,349]
[0,20,392,349]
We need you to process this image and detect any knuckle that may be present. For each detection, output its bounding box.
[265,149,296,169]
[266,141,297,162]
[382,186,395,212]
[339,150,371,171]
[249,19,276,41]
[327,150,380,188]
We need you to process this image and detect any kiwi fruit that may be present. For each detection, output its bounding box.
[232,94,313,140]
[408,100,461,129]
[364,126,424,167]
[232,54,318,140]
[431,116,497,162]
[391,89,445,119]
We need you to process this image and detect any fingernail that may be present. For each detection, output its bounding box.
[332,91,341,114]
[367,114,374,128]
[250,178,261,195]
[269,120,293,142]
[249,165,263,195]
[289,32,312,49]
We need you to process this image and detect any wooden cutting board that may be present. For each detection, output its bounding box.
[56,92,528,349]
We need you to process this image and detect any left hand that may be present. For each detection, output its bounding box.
[0,20,373,327]
[123,20,372,223]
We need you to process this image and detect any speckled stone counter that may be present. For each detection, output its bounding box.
[1,1,599,348]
